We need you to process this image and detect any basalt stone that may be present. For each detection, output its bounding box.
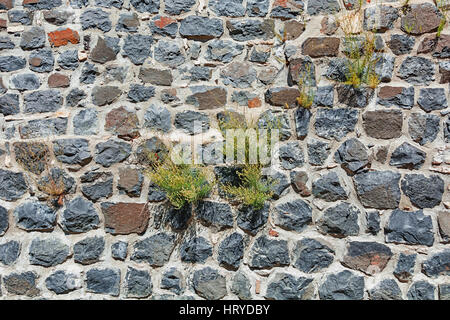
[265,170,290,200]
[0,36,14,50]
[86,268,120,296]
[8,10,33,25]
[231,271,251,300]
[111,241,127,261]
[445,117,450,143]
[166,204,192,231]
[66,88,86,107]
[15,201,56,231]
[246,0,270,16]
[140,68,173,86]
[20,27,45,50]
[279,142,304,170]
[307,0,340,15]
[74,109,98,135]
[186,66,211,81]
[315,108,358,141]
[180,237,212,264]
[366,211,381,235]
[307,139,330,166]
[362,110,403,139]
[270,0,304,20]
[23,0,62,10]
[196,201,233,230]
[29,237,69,267]
[102,202,149,235]
[438,212,450,243]
[274,199,312,232]
[336,85,374,108]
[116,12,139,33]
[390,142,426,170]
[57,49,79,70]
[312,172,348,201]
[161,268,185,295]
[0,206,8,235]
[61,197,99,233]
[293,238,334,273]
[401,174,444,209]
[407,281,436,300]
[38,168,76,197]
[206,40,244,63]
[319,270,364,300]
[368,279,402,300]
[417,88,448,112]
[149,16,178,38]
[314,85,334,107]
[0,169,26,201]
[401,3,442,35]
[342,241,392,275]
[53,139,91,166]
[0,56,26,72]
[80,171,113,202]
[287,56,315,87]
[250,45,271,63]
[130,0,159,12]
[90,38,116,64]
[131,233,176,267]
[105,106,140,141]
[408,113,440,146]
[226,19,274,42]
[218,233,244,270]
[422,250,450,278]
[24,90,62,113]
[215,166,243,196]
[164,0,195,14]
[126,267,152,298]
[80,8,111,32]
[192,267,227,300]
[4,272,40,297]
[374,54,395,82]
[221,61,256,88]
[258,109,291,140]
[45,270,81,294]
[363,5,398,32]
[266,273,313,300]
[128,84,155,103]
[249,236,290,269]
[318,202,360,238]
[43,9,74,25]
[180,16,223,41]
[123,34,153,65]
[377,86,414,109]
[294,108,311,140]
[0,93,19,116]
[117,167,143,197]
[353,171,401,209]
[92,86,122,107]
[94,0,122,8]
[265,87,300,108]
[388,34,415,55]
[398,56,435,85]
[174,110,210,135]
[74,236,104,265]
[237,203,269,235]
[334,138,369,175]
[95,139,131,167]
[70,0,89,7]
[394,253,416,282]
[19,117,68,139]
[0,241,20,266]
[440,284,450,300]
[209,0,245,17]
[385,209,434,246]
[186,86,227,110]
[324,57,349,82]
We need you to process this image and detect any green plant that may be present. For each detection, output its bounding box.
[145,152,213,210]
[295,65,316,109]
[436,0,450,37]
[222,164,274,210]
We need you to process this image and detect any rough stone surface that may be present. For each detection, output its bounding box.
[14,201,56,231]
[192,267,227,300]
[0,241,20,266]
[394,253,416,282]
[401,174,444,209]
[218,233,244,270]
[131,233,176,267]
[126,267,152,298]
[422,250,450,278]
[293,238,334,273]
[315,108,359,141]
[362,110,403,139]
[312,171,348,201]
[74,236,105,265]
[408,113,440,145]
[407,281,436,300]
[274,199,312,232]
[266,273,313,300]
[342,241,393,275]
[318,202,360,238]
[385,209,434,246]
[29,237,70,267]
[353,171,401,209]
[86,268,120,296]
[368,279,402,300]
[334,138,369,175]
[102,202,149,235]
[319,270,364,300]
[248,236,290,269]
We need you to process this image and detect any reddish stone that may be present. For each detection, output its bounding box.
[291,171,311,197]
[30,57,42,67]
[362,110,403,139]
[48,73,70,88]
[302,37,340,58]
[105,106,140,141]
[248,97,261,108]
[401,3,441,35]
[22,0,39,4]
[0,19,6,28]
[48,28,80,47]
[377,86,404,99]
[417,35,438,54]
[320,16,339,35]
[102,202,149,235]
[154,16,176,29]
[342,241,393,275]
[0,0,13,9]
[187,87,227,110]
[440,64,450,83]
[284,20,305,40]
[269,229,279,237]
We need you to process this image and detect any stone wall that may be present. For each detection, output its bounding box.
[0,0,449,300]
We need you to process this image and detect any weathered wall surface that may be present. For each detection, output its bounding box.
[0,0,449,300]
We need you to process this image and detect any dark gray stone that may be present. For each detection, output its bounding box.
[179,16,224,41]
[319,202,360,238]
[196,201,233,230]
[0,36,14,50]
[29,49,54,73]
[401,174,444,209]
[0,94,19,116]
[186,66,211,81]
[209,0,245,17]
[398,56,435,85]
[279,142,304,170]
[390,142,426,170]
[128,84,155,103]
[80,63,98,84]
[265,170,290,199]
[24,0,62,10]
[388,34,415,55]
[94,139,131,167]
[220,61,256,88]
[334,138,369,175]
[274,199,312,232]
[144,104,172,132]
[319,270,364,300]
[29,237,69,267]
[53,139,91,166]
[237,203,269,235]
[81,171,113,202]
[8,10,33,25]
[247,0,270,16]
[249,236,290,269]
[131,233,176,267]
[0,241,20,266]
[80,9,111,32]
[266,273,313,300]
[307,0,340,15]
[336,85,374,108]
[294,108,311,140]
[14,201,56,231]
[385,209,434,246]
[61,197,99,233]
[19,118,68,139]
[369,279,402,300]
[307,139,330,166]
[314,85,334,107]
[174,110,210,135]
[440,284,450,300]
[180,237,213,263]
[123,34,153,65]
[394,253,416,282]
[377,86,414,109]
[363,5,398,32]
[95,0,123,8]
[161,268,185,295]
[353,171,401,209]
[111,241,127,261]
[192,267,227,300]
[130,0,159,12]
[24,90,62,113]
[250,46,270,63]
[271,0,304,19]
[422,250,450,278]
[407,281,436,300]
[226,19,274,41]
[0,205,8,235]
[126,267,152,298]
[43,9,73,25]
[206,40,244,63]
[366,211,381,235]
[417,88,448,112]
[165,0,196,14]
[116,12,139,33]
[315,108,359,141]
[258,109,291,141]
[74,236,104,265]
[0,56,26,72]
[66,88,86,107]
[231,271,251,300]
[408,113,440,145]
[293,238,334,273]
[312,171,348,201]
[45,270,81,294]
[20,27,45,50]
[218,233,244,270]
[74,109,98,135]
[86,268,120,296]
[324,57,349,82]
[57,49,79,70]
